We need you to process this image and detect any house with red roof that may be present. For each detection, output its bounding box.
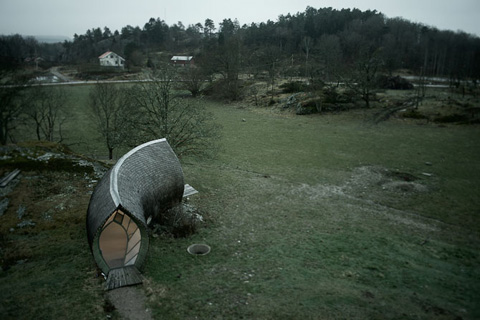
[99,51,125,68]
[170,56,194,67]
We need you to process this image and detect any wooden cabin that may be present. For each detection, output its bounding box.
[86,139,185,289]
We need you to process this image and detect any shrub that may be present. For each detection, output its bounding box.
[279,81,307,93]
[308,78,325,91]
[402,110,428,119]
[434,114,469,123]
[203,78,245,101]
[377,75,414,90]
[152,203,202,238]
[322,86,339,104]
[296,97,322,115]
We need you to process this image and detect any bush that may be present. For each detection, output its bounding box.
[76,64,126,80]
[434,114,470,123]
[203,78,245,101]
[322,86,339,104]
[152,203,200,238]
[279,81,308,93]
[402,110,428,119]
[377,75,414,90]
[296,97,322,115]
[308,78,325,91]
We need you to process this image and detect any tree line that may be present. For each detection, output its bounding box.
[1,6,479,81]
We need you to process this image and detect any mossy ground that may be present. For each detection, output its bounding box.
[0,146,107,319]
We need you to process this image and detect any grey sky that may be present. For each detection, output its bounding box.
[0,0,479,38]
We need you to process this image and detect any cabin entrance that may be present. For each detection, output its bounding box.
[99,209,142,269]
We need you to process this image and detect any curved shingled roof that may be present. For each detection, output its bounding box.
[86,139,184,274]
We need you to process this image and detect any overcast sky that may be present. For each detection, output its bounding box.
[0,0,479,38]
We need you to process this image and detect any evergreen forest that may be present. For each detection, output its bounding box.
[1,6,479,82]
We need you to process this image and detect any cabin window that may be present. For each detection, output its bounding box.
[99,209,142,269]
[114,211,124,224]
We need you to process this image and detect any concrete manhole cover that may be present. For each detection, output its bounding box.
[187,244,211,256]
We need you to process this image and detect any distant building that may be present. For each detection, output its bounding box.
[170,56,194,67]
[99,51,125,68]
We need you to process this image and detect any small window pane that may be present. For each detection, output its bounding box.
[124,241,140,264]
[128,228,141,251]
[127,219,138,236]
[125,255,137,266]
[114,212,124,224]
[122,214,130,230]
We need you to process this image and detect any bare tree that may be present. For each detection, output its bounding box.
[25,86,67,142]
[302,36,313,78]
[178,65,207,97]
[261,45,282,101]
[415,67,427,109]
[128,64,221,158]
[347,48,384,108]
[89,82,135,160]
[0,72,29,145]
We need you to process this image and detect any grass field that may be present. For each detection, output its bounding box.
[1,84,479,319]
[145,101,480,319]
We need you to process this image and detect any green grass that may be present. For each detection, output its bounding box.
[2,85,480,319]
[60,84,117,158]
[145,102,480,319]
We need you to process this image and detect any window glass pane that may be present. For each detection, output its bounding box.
[104,212,116,226]
[127,220,138,237]
[99,222,127,269]
[124,241,140,264]
[122,214,130,230]
[114,211,124,224]
[125,255,137,266]
[127,228,141,252]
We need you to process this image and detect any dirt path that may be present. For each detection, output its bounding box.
[50,66,72,82]
[107,286,153,320]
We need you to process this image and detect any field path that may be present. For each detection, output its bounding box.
[107,286,153,320]
[50,66,72,82]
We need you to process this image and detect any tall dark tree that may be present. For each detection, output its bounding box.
[143,18,168,48]
[348,47,384,108]
[0,71,29,145]
[185,23,203,49]
[204,19,216,37]
[102,26,112,39]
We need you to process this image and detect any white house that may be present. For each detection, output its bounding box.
[99,51,125,68]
